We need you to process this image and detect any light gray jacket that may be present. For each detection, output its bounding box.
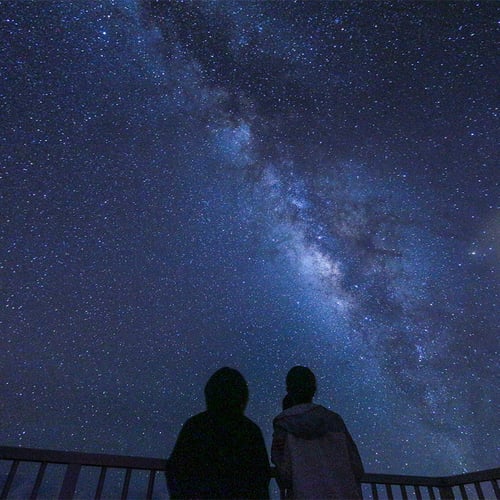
[272,404,364,499]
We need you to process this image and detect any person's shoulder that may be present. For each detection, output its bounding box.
[272,412,284,427]
[273,403,314,420]
[242,414,260,428]
[315,405,347,425]
[315,404,341,417]
[183,411,209,427]
[241,415,264,435]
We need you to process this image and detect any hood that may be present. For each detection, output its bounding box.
[274,403,338,439]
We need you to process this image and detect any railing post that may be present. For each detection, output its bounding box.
[1,460,19,500]
[385,483,394,500]
[458,484,469,500]
[146,470,156,500]
[492,479,500,499]
[58,463,81,500]
[121,468,132,499]
[438,485,454,499]
[473,481,485,500]
[413,485,423,500]
[30,462,48,500]
[95,466,107,500]
[400,484,409,500]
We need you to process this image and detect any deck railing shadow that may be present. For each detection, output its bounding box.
[1,446,499,499]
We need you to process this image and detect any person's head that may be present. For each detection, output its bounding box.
[286,366,316,405]
[204,367,249,416]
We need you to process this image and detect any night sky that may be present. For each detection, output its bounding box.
[2,0,498,483]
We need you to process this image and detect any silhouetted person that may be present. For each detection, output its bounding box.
[167,367,270,499]
[272,366,364,499]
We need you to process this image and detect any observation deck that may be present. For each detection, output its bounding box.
[1,445,499,499]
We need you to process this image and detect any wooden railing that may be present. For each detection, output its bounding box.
[1,445,499,499]
[0,446,167,499]
[362,470,500,500]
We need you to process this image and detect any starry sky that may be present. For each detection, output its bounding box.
[1,0,498,483]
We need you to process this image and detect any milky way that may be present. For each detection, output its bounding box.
[1,0,498,489]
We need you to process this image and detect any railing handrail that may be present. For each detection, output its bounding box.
[0,445,167,471]
[1,445,499,487]
[363,469,500,487]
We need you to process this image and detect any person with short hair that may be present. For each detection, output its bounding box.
[167,367,270,499]
[272,366,364,499]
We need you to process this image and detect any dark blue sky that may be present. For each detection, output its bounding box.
[1,0,498,482]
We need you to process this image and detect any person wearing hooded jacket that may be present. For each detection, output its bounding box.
[272,366,364,499]
[167,367,270,499]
